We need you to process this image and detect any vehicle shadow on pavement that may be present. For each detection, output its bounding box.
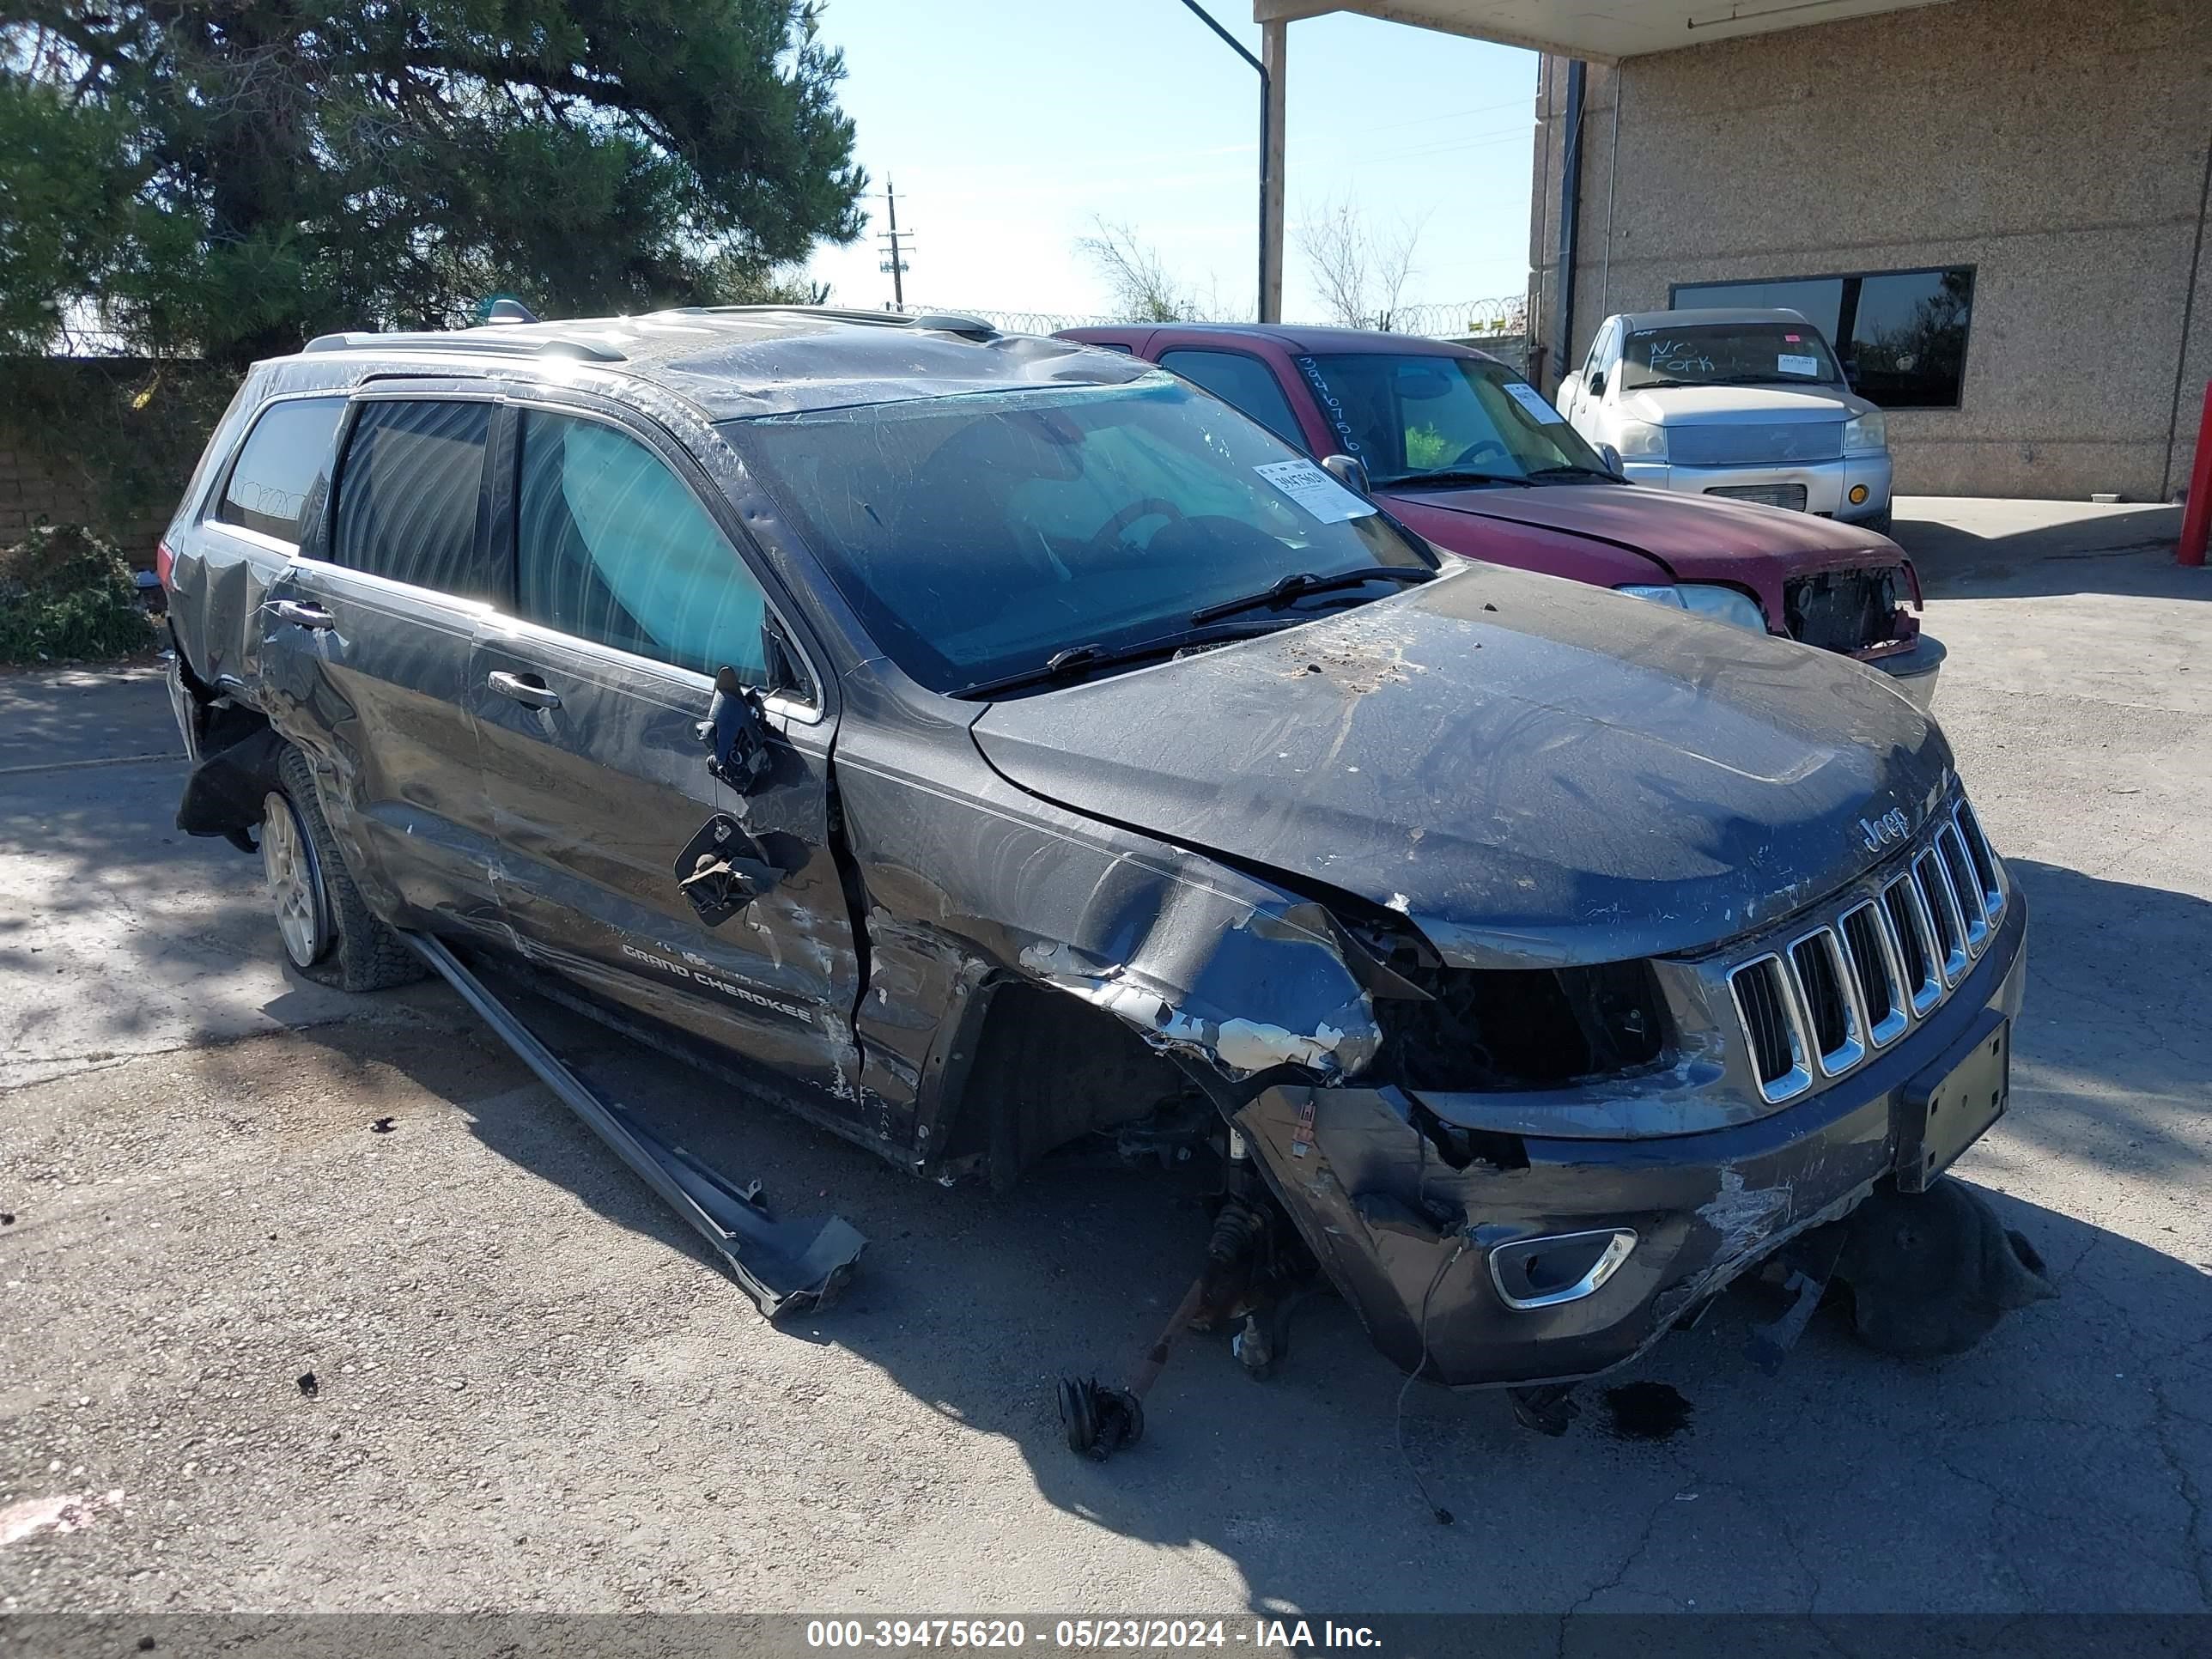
[1993,858,2210,1187]
[1898,514,2203,602]
[0,665,407,1085]
[433,1017,2212,1612]
[392,851,2212,1613]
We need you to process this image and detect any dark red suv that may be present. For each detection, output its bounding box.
[1060,324,1942,707]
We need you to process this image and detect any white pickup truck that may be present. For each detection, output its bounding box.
[1559,307,1894,535]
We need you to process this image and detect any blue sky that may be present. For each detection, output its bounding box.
[800,1,1539,324]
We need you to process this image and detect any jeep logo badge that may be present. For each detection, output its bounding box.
[1859,807,1911,853]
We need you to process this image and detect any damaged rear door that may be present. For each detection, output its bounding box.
[465,396,870,1112]
[258,386,507,933]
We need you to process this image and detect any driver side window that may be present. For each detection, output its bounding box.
[1586,320,1620,387]
[513,410,769,684]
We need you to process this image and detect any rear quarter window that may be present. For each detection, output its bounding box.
[215,397,346,543]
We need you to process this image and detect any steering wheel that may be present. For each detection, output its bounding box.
[1091,497,1186,551]
[1447,438,1510,468]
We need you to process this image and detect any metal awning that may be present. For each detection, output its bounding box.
[1254,0,1954,64]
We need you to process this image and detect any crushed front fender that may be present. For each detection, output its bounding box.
[1235,890,2028,1388]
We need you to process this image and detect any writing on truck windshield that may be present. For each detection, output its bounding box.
[1292,354,1613,486]
[1622,323,1844,390]
[722,374,1433,696]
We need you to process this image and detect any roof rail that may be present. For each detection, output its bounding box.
[301,331,627,363]
[905,311,998,340]
[664,304,1000,340]
[667,304,908,328]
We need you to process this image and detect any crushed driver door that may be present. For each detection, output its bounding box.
[465,395,869,1118]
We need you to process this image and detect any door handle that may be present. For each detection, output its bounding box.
[270,599,335,631]
[486,670,562,710]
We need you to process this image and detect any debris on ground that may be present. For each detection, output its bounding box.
[1831,1177,2057,1356]
[1602,1381,1695,1443]
[0,1490,125,1547]
[295,1371,319,1398]
[370,1117,396,1134]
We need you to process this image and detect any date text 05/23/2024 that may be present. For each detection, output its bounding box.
[803,1620,1384,1651]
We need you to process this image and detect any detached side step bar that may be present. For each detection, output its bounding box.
[405,933,866,1319]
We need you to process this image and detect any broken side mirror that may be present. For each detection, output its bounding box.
[1588,370,1607,400]
[1320,453,1370,495]
[696,664,774,793]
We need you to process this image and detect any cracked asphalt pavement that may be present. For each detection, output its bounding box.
[2,501,2208,1616]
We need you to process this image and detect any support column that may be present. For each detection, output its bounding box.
[1260,20,1287,323]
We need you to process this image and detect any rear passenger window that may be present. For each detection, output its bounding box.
[1158,349,1305,447]
[332,400,496,599]
[216,397,345,542]
[513,410,769,684]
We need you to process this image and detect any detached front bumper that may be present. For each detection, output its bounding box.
[1235,890,2027,1389]
[1622,452,1893,521]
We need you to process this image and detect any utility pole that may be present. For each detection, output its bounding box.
[877,179,912,309]
[1179,1,1280,323]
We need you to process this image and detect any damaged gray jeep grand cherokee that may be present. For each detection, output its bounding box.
[162,307,2031,1433]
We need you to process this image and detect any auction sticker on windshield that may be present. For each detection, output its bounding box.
[1503,380,1566,424]
[1254,459,1376,523]
[1778,353,1822,377]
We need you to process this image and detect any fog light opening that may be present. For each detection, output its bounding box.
[1849,484,1870,506]
[1488,1228,1638,1311]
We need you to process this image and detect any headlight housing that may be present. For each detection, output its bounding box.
[1613,419,1668,459]
[1844,411,1887,455]
[1618,582,1769,635]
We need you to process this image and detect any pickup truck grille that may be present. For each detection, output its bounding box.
[1784,568,1905,653]
[1726,799,2005,1104]
[1667,421,1843,467]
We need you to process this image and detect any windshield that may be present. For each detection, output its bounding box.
[1292,352,1614,487]
[1620,322,1844,390]
[723,374,1433,696]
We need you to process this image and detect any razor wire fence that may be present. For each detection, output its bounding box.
[892,295,1528,343]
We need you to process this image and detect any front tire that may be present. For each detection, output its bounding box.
[264,745,424,993]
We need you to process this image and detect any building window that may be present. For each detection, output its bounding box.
[1669,266,1974,410]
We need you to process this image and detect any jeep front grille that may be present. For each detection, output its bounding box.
[1839,900,1909,1047]
[1729,955,1810,1101]
[1789,928,1864,1075]
[1915,848,1968,982]
[1728,799,2003,1103]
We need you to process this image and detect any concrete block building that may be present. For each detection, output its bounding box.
[1258,0,2212,501]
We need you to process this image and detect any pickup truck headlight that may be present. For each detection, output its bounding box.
[1844,411,1887,455]
[1618,582,1769,635]
[1613,420,1668,459]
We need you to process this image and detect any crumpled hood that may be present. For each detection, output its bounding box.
[971,564,1952,967]
[1625,382,1875,423]
[1390,482,1899,581]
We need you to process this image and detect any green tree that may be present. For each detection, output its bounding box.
[0,0,865,366]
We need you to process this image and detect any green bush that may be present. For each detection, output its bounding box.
[0,523,156,665]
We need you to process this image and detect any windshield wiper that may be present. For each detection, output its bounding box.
[951,622,1284,701]
[1370,468,1534,490]
[1189,564,1432,627]
[1523,464,1624,483]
